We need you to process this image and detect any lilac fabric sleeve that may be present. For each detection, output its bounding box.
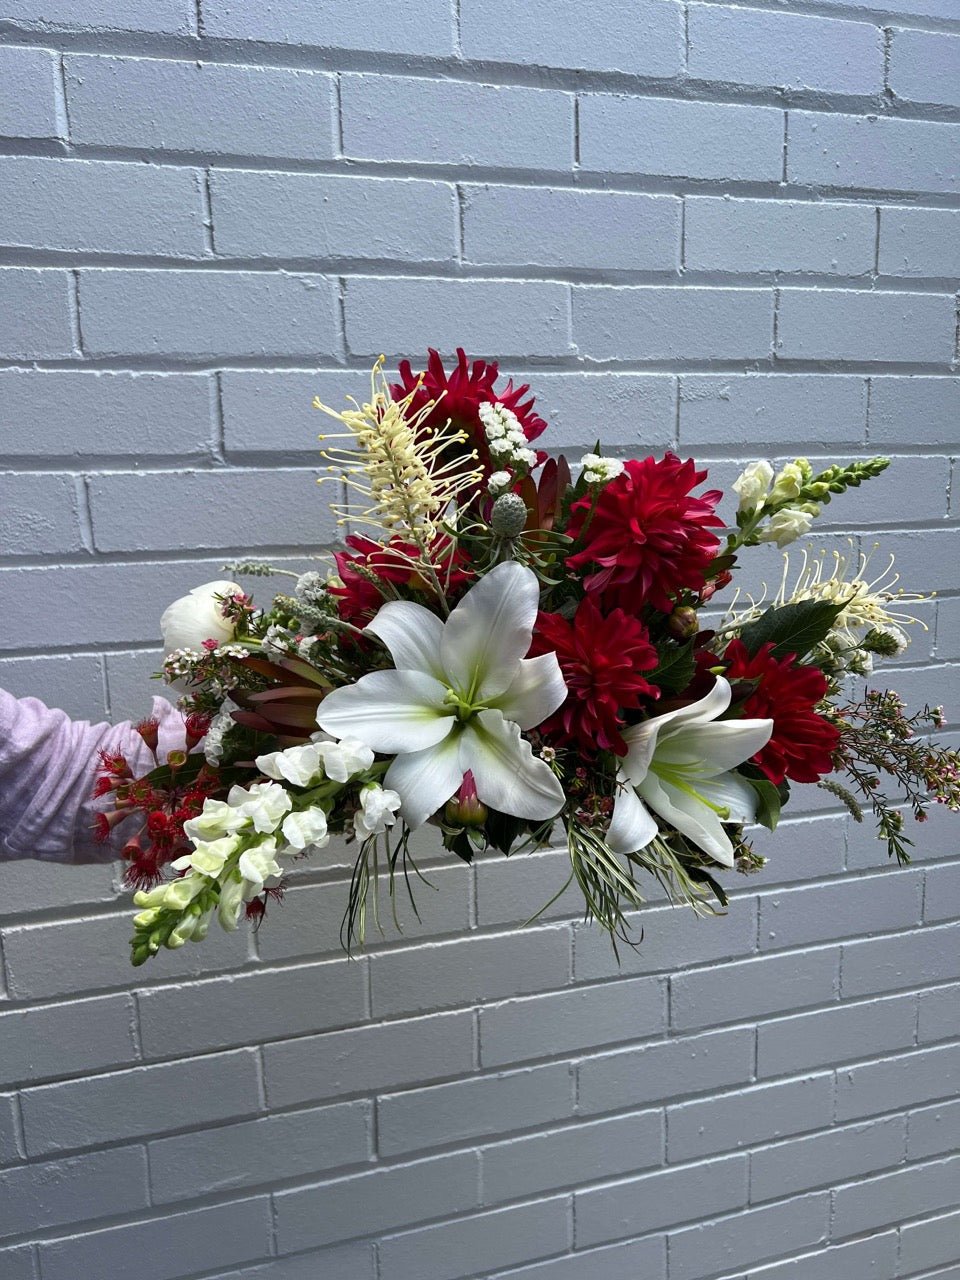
[0,690,185,864]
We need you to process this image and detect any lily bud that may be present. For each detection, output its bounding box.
[445,771,488,827]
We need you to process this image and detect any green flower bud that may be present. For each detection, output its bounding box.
[668,606,699,640]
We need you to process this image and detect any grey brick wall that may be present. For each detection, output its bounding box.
[0,0,958,1276]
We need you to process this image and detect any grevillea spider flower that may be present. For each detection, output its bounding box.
[315,561,567,829]
[606,677,773,867]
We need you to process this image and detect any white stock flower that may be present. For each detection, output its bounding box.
[238,837,283,899]
[281,806,330,851]
[160,580,242,655]
[226,782,293,834]
[316,561,567,830]
[759,507,815,548]
[354,785,402,840]
[607,677,773,869]
[732,460,774,513]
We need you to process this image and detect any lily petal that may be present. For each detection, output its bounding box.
[638,772,736,867]
[656,718,774,777]
[440,561,540,699]
[316,669,452,753]
[606,774,658,855]
[696,771,760,826]
[492,652,568,730]
[383,729,465,830]
[460,709,565,821]
[365,600,444,678]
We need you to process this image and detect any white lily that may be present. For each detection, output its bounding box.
[607,677,774,868]
[316,561,567,829]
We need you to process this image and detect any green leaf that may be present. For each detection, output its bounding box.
[746,776,783,831]
[648,639,696,695]
[737,599,846,662]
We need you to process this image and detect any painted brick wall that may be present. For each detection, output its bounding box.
[1,1,959,1277]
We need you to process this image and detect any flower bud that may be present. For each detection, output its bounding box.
[134,717,160,752]
[445,771,488,827]
[732,460,774,513]
[490,492,528,538]
[770,462,804,505]
[162,873,207,911]
[668,606,699,640]
[166,749,188,769]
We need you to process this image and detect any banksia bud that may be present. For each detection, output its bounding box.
[490,492,528,538]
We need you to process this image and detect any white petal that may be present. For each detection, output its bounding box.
[619,677,740,786]
[696,772,760,826]
[606,775,659,855]
[619,718,664,788]
[316,669,453,753]
[383,731,466,830]
[365,600,444,677]
[638,773,735,867]
[492,652,568,730]
[658,718,774,777]
[440,561,539,699]
[459,709,565,821]
[662,676,733,730]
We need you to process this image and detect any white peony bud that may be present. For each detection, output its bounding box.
[731,460,774,513]
[160,580,242,656]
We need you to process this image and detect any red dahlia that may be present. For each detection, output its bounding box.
[565,454,723,615]
[529,597,660,756]
[723,639,840,785]
[391,348,547,476]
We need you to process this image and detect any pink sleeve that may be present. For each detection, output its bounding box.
[0,690,186,865]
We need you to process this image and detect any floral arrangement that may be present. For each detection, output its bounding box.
[97,350,959,966]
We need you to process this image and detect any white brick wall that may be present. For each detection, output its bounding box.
[0,0,958,1276]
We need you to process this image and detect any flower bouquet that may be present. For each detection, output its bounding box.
[98,350,959,966]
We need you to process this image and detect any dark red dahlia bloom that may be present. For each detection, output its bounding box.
[723,639,840,785]
[331,533,472,627]
[529,597,660,756]
[566,454,723,615]
[391,348,547,475]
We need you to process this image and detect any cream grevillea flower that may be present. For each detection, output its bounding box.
[607,677,773,868]
[316,561,567,829]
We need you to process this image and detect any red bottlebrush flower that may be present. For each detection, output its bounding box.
[723,639,840,785]
[566,454,723,615]
[134,717,160,753]
[92,809,127,843]
[184,711,212,749]
[97,749,130,778]
[92,774,117,799]
[391,347,547,477]
[529,597,660,756]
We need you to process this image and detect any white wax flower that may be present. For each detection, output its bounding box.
[731,460,774,513]
[160,580,242,655]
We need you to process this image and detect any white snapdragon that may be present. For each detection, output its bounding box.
[238,837,283,899]
[256,742,327,788]
[171,834,242,878]
[758,506,815,547]
[217,870,246,931]
[182,798,249,843]
[226,781,293,833]
[732,460,774,513]
[281,806,330,851]
[580,453,625,485]
[478,402,537,469]
[203,700,237,766]
[769,461,805,505]
[353,784,402,841]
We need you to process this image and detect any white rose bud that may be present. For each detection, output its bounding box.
[731,460,774,513]
[770,461,805,505]
[759,506,815,547]
[160,580,242,656]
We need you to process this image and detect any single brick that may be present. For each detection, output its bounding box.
[889,28,960,109]
[378,1063,573,1158]
[868,376,960,446]
[749,815,848,889]
[341,74,572,169]
[668,1193,829,1280]
[832,1154,960,1238]
[684,198,874,276]
[345,277,570,358]
[221,369,372,455]
[0,654,107,720]
[481,1111,662,1205]
[573,897,758,982]
[201,0,454,53]
[788,111,960,194]
[776,288,956,363]
[0,1095,20,1165]
[901,1208,960,1277]
[848,794,958,872]
[78,269,339,359]
[490,1238,666,1280]
[667,1074,833,1162]
[65,54,336,159]
[671,948,840,1032]
[842,922,960,997]
[38,1197,272,1280]
[0,370,211,460]
[577,1027,754,1116]
[688,5,882,95]
[20,1049,260,1155]
[475,848,581,928]
[525,372,676,452]
[149,1100,370,1203]
[573,285,772,360]
[0,855,116,918]
[751,1115,905,1202]
[1,0,192,32]
[211,171,456,262]
[198,1246,376,1280]
[0,1247,35,1280]
[0,473,85,557]
[819,455,949,526]
[138,958,367,1058]
[0,1146,148,1237]
[274,1151,479,1251]
[758,871,923,951]
[908,1097,960,1160]
[679,374,866,448]
[463,185,680,272]
[0,993,139,1084]
[479,978,666,1068]
[0,268,73,359]
[379,1199,572,1280]
[879,207,960,278]
[918,984,960,1045]
[757,992,916,1078]
[579,95,783,181]
[0,157,204,255]
[462,0,680,74]
[855,529,960,596]
[263,1010,475,1107]
[574,1153,747,1247]
[746,1232,897,1280]
[925,864,960,924]
[938,598,960,662]
[0,45,59,139]
[837,1043,960,1122]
